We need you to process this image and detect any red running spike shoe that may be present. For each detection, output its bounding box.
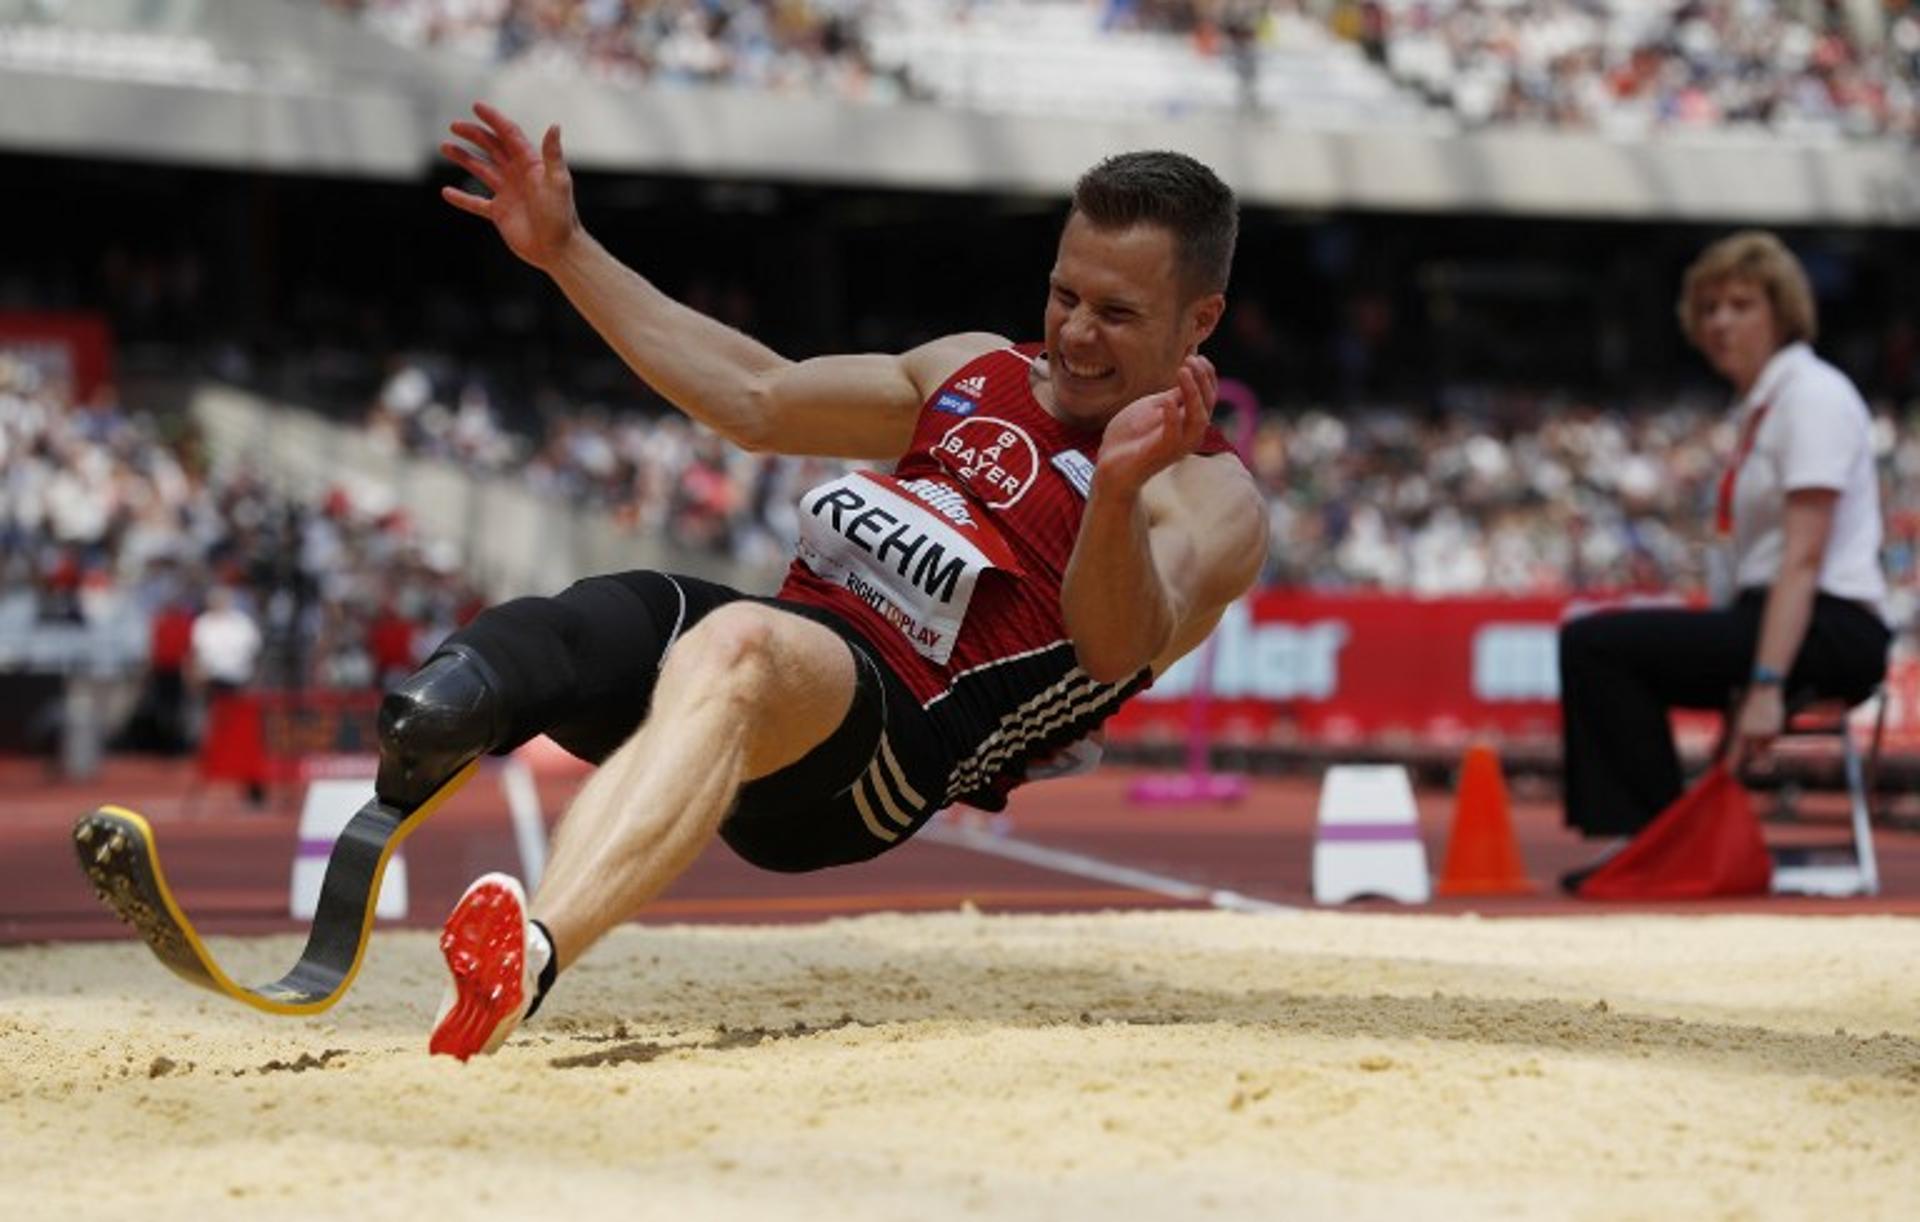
[429,873,541,1061]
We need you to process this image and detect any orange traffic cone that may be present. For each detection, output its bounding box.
[1436,742,1532,896]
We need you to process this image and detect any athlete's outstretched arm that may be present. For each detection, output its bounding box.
[440,102,995,458]
[1061,355,1267,683]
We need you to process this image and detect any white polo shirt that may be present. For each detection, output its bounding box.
[1727,342,1887,618]
[191,606,263,686]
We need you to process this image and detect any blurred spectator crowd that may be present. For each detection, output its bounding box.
[1366,0,1920,138]
[366,351,1920,624]
[326,0,908,100]
[9,346,1919,728]
[0,356,485,721]
[365,352,845,579]
[1252,400,1920,625]
[324,0,1920,138]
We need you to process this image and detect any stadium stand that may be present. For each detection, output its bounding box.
[4,0,1917,774]
[318,0,1920,137]
[0,354,483,699]
[173,330,1904,628]
[7,0,1914,218]
[1377,0,1920,138]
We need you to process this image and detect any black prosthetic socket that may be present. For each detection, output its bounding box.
[404,571,737,780]
[375,649,507,809]
[437,573,691,763]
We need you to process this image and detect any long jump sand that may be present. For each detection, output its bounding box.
[4,909,1919,1220]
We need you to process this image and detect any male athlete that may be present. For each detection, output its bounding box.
[410,103,1267,1059]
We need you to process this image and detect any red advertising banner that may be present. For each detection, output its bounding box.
[0,311,115,402]
[1106,591,1920,757]
[1108,592,1566,753]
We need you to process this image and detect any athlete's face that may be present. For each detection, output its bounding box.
[1042,213,1223,425]
[1693,275,1783,395]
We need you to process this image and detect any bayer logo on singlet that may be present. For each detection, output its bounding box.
[933,417,1039,510]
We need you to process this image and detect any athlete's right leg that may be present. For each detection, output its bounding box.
[531,602,859,971]
[430,601,860,1061]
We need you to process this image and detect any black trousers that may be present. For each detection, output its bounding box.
[1558,590,1890,837]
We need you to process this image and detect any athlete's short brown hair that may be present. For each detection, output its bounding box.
[1677,230,1818,347]
[1070,151,1238,299]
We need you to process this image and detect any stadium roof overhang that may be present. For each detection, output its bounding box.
[0,0,467,178]
[499,69,1920,226]
[3,0,1917,224]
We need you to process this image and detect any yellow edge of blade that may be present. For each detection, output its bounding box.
[99,757,481,1017]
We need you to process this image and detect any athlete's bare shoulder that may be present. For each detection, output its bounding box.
[899,332,1012,399]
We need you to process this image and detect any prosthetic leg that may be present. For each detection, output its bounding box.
[73,651,503,1015]
[75,572,698,1014]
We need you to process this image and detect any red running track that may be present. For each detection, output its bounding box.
[6,755,1920,946]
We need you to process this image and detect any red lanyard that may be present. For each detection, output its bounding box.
[1715,402,1769,536]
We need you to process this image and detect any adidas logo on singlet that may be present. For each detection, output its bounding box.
[954,375,987,397]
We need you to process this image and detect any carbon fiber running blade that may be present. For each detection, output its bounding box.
[71,761,478,1016]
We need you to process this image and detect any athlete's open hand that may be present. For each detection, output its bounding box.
[440,102,579,270]
[1094,355,1218,497]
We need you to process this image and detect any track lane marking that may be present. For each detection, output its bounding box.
[917,818,1298,913]
[642,888,1188,918]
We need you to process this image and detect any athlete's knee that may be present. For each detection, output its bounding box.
[660,604,779,697]
[376,649,507,808]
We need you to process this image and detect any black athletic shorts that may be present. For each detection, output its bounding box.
[444,571,949,873]
[725,592,951,873]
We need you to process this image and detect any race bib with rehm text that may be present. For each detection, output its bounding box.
[795,470,1022,664]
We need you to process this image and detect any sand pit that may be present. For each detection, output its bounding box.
[4,909,1920,1220]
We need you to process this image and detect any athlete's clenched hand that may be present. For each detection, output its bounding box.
[440,102,580,270]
